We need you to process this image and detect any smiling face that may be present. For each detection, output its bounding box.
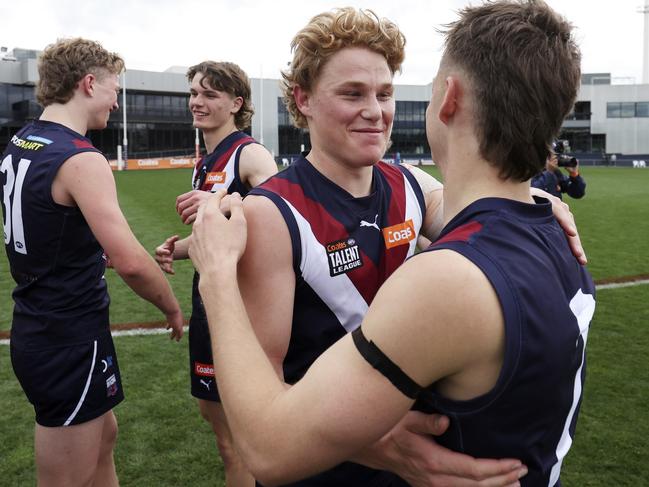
[89,72,120,130]
[188,72,241,133]
[298,46,395,170]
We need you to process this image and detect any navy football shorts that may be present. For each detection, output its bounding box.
[189,314,221,402]
[10,331,124,427]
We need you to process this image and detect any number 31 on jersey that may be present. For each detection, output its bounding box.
[1,154,31,254]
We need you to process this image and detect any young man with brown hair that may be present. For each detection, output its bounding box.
[190,1,594,486]
[155,60,277,486]
[2,37,184,486]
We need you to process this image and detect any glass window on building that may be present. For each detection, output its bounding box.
[620,102,635,118]
[606,102,621,118]
[636,102,649,118]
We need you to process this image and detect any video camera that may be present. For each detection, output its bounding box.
[552,139,578,168]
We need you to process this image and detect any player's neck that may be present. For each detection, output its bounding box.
[39,104,88,136]
[306,148,374,198]
[440,149,534,226]
[202,122,238,154]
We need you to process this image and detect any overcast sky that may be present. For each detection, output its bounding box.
[1,0,646,85]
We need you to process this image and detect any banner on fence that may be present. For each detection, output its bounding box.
[109,156,196,171]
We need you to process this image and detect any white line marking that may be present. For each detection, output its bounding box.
[594,279,649,290]
[1,277,648,349]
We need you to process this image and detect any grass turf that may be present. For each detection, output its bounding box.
[1,166,648,485]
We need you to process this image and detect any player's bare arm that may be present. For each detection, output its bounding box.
[236,194,295,378]
[238,143,279,188]
[55,151,184,340]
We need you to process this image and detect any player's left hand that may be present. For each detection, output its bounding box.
[176,189,212,225]
[189,190,247,275]
[357,411,527,486]
[530,187,586,264]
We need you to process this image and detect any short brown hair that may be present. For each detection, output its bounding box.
[187,61,254,130]
[441,0,581,181]
[282,8,406,128]
[36,38,124,107]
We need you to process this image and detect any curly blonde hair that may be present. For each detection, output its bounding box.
[36,38,124,107]
[281,7,406,128]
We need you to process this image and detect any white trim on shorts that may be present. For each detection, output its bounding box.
[63,340,97,426]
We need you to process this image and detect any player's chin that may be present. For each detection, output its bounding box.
[89,120,108,131]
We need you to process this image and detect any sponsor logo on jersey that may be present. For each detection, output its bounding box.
[26,135,53,145]
[206,171,226,184]
[11,135,45,151]
[194,361,214,377]
[106,373,118,397]
[383,219,416,249]
[326,237,363,276]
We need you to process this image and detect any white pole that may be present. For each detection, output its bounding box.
[195,128,200,162]
[117,145,123,171]
[122,71,128,168]
[259,68,264,145]
[643,0,649,83]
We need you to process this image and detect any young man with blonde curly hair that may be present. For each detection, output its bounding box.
[2,37,184,486]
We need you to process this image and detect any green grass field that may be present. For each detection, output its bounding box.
[1,166,648,486]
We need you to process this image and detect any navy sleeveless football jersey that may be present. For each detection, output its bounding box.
[413,196,596,487]
[249,156,426,487]
[1,120,110,349]
[191,131,258,320]
[191,131,255,195]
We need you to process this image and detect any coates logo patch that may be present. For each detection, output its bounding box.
[206,172,226,185]
[326,238,363,277]
[383,219,416,249]
[194,362,214,377]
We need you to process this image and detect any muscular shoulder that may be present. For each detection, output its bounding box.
[53,151,113,206]
[362,249,504,388]
[240,143,278,188]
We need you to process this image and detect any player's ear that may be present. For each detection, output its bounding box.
[230,96,243,114]
[80,73,96,97]
[293,85,312,118]
[438,76,459,125]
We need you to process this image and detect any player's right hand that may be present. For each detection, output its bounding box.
[176,190,211,225]
[155,235,179,274]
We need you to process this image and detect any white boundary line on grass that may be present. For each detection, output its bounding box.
[594,278,649,290]
[1,280,648,346]
[0,326,189,346]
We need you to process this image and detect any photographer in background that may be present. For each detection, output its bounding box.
[531,140,586,199]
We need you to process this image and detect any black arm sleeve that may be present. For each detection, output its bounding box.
[352,327,422,400]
